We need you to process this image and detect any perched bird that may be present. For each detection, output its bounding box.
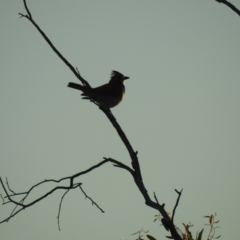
[68,71,129,109]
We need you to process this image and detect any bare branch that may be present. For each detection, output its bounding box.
[19,0,90,87]
[100,108,142,178]
[0,194,4,203]
[1,1,185,239]
[79,185,105,213]
[69,158,133,179]
[57,189,70,231]
[99,109,183,240]
[172,189,183,222]
[0,158,131,225]
[5,178,16,195]
[23,0,31,19]
[215,0,240,16]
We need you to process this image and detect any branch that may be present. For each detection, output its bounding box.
[215,0,240,16]
[57,188,71,231]
[100,108,141,178]
[172,189,183,222]
[3,1,184,239]
[57,184,104,231]
[79,185,105,213]
[0,158,131,225]
[18,0,91,88]
[99,110,183,240]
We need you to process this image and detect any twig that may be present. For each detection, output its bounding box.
[0,158,131,225]
[172,189,183,222]
[153,192,160,205]
[76,67,91,88]
[154,192,165,208]
[79,185,105,213]
[19,0,90,87]
[0,194,4,203]
[5,178,15,195]
[57,189,70,231]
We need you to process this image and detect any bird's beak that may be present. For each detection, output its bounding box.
[123,76,129,80]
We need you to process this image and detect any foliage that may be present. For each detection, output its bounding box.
[128,214,220,240]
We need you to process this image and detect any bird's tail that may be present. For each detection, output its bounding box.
[68,82,86,92]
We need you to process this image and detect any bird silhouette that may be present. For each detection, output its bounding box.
[68,71,129,109]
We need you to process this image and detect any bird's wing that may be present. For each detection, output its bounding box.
[82,83,122,98]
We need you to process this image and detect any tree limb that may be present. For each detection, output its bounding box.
[0,1,184,239]
[0,158,127,224]
[100,109,183,240]
[215,0,240,16]
[18,0,90,88]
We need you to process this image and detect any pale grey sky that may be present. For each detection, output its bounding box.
[1,1,240,239]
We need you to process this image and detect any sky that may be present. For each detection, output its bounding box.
[1,1,240,239]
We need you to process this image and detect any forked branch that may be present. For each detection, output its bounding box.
[0,1,184,239]
[0,158,130,226]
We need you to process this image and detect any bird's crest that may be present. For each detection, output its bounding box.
[111,70,124,79]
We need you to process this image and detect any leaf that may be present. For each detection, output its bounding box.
[146,235,157,240]
[209,215,213,224]
[214,220,220,224]
[203,216,210,218]
[196,228,204,240]
[166,236,174,239]
[216,235,221,239]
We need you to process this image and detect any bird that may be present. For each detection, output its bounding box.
[68,71,129,109]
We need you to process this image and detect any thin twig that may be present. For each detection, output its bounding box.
[0,158,130,225]
[76,67,91,88]
[57,189,71,231]
[5,178,15,195]
[79,185,105,213]
[19,0,90,87]
[0,194,4,203]
[172,189,183,222]
[153,192,160,205]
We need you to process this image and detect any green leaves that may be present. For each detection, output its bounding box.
[146,235,157,240]
[196,229,204,240]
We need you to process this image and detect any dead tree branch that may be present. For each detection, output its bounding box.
[100,109,183,240]
[172,189,183,222]
[0,158,127,224]
[18,0,90,88]
[0,1,184,239]
[57,189,70,231]
[215,0,240,16]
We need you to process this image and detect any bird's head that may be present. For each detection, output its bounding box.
[110,71,129,84]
